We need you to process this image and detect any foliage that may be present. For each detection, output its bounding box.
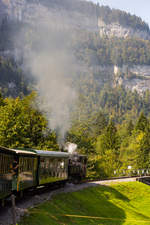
[94,121,121,177]
[0,0,150,177]
[75,34,150,66]
[0,1,150,98]
[97,6,150,32]
[0,92,58,150]
[119,114,150,171]
[135,112,149,131]
[70,84,150,176]
[0,57,30,97]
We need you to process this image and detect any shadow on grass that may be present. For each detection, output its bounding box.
[19,184,130,225]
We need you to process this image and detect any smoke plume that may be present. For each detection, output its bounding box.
[17,6,78,144]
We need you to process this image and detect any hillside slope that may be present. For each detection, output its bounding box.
[0,0,150,95]
[19,182,150,225]
[0,1,149,89]
[0,1,150,120]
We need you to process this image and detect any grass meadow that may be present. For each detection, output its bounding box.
[19,182,150,225]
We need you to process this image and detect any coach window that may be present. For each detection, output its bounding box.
[23,158,26,171]
[28,158,31,171]
[26,158,30,171]
[57,159,61,169]
[0,154,2,174]
[49,158,52,168]
[3,155,7,174]
[29,158,33,171]
[46,158,49,169]
[27,158,30,171]
[49,158,53,168]
[2,154,4,173]
[44,158,47,169]
[19,158,23,173]
[53,159,56,169]
[27,158,30,170]
[40,158,45,168]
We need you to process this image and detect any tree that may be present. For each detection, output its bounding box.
[0,93,58,150]
[136,128,150,168]
[95,120,121,177]
[0,92,5,106]
[101,120,120,152]
[126,120,134,136]
[135,112,149,132]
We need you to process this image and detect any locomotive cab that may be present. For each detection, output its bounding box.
[68,153,87,183]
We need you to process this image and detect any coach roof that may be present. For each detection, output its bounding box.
[35,150,69,158]
[0,146,36,155]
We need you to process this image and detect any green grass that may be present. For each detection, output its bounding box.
[19,182,150,225]
[39,177,66,185]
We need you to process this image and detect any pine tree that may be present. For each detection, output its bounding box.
[126,120,134,136]
[135,112,149,132]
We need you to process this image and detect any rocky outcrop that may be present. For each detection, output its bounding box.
[91,64,150,94]
[114,65,150,93]
[81,64,150,94]
[98,19,150,40]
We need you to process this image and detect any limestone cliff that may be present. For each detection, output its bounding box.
[98,19,150,41]
[113,65,150,94]
[0,0,150,93]
[0,0,149,40]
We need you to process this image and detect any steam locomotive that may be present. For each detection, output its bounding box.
[0,146,87,205]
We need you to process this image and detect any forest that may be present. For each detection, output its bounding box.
[0,1,150,178]
[74,33,150,66]
[1,84,150,178]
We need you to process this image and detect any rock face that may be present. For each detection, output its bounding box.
[0,0,150,39]
[86,64,150,94]
[98,19,150,40]
[114,65,150,94]
[0,0,150,41]
[97,16,150,93]
[0,0,150,93]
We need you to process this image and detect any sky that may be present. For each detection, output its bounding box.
[91,0,150,27]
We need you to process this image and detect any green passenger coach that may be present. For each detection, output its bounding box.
[35,150,69,185]
[13,149,38,191]
[0,146,86,205]
[0,146,38,203]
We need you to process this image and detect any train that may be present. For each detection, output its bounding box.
[0,146,87,205]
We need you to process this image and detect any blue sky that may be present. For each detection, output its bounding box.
[91,0,150,27]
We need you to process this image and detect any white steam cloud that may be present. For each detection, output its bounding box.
[17,8,78,144]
